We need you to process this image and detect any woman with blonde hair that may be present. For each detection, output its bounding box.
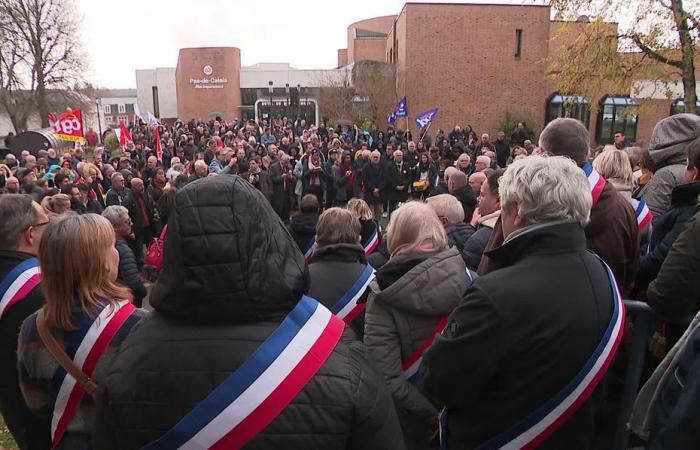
[79,162,106,208]
[364,201,470,449]
[41,193,72,217]
[347,198,383,256]
[17,214,144,449]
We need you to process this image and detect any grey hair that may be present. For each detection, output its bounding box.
[316,208,361,247]
[102,205,129,227]
[0,194,39,251]
[538,118,590,165]
[499,156,591,227]
[426,194,465,226]
[476,155,491,166]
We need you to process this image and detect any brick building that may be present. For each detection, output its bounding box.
[339,2,700,146]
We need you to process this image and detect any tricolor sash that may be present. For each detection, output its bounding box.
[457,257,625,450]
[0,258,41,320]
[362,224,381,255]
[582,162,605,208]
[51,300,137,447]
[304,237,317,262]
[142,296,344,450]
[403,269,474,384]
[330,264,375,324]
[636,200,653,231]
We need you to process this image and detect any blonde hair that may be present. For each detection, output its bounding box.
[347,198,373,221]
[40,214,132,330]
[387,201,448,256]
[593,148,634,190]
[41,194,71,213]
[316,208,361,246]
[82,162,99,179]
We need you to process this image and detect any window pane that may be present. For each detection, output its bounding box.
[600,105,614,141]
[614,107,627,135]
[626,114,638,139]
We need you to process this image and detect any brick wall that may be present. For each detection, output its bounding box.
[400,4,551,138]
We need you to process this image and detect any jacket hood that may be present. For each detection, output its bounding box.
[670,180,700,207]
[374,246,467,316]
[150,176,308,324]
[289,212,318,235]
[649,113,700,169]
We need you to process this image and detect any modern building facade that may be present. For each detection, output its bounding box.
[133,2,699,146]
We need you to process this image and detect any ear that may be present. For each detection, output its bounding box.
[440,216,450,227]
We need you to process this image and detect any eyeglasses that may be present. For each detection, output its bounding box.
[26,221,49,231]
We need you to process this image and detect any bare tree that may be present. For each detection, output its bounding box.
[0,0,86,131]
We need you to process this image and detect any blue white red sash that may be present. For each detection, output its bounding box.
[403,268,474,384]
[582,163,605,208]
[636,200,653,231]
[51,300,137,447]
[362,224,381,255]
[0,258,41,320]
[469,257,625,450]
[142,296,344,450]
[330,264,375,324]
[304,237,317,262]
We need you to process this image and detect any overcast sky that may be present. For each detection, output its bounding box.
[76,0,537,88]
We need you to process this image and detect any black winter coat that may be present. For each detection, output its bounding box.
[288,212,318,254]
[450,185,477,224]
[92,176,403,450]
[635,181,700,292]
[446,222,475,254]
[462,225,494,270]
[362,162,386,202]
[309,243,370,338]
[420,222,615,450]
[115,239,147,307]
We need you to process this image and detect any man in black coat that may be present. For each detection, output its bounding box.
[421,156,620,450]
[362,150,386,219]
[269,152,295,224]
[288,194,320,255]
[102,205,147,307]
[386,150,412,214]
[92,175,403,450]
[0,195,51,449]
[124,177,158,269]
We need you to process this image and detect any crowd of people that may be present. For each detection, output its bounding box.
[0,111,698,450]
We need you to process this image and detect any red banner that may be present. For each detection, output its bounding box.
[53,109,85,142]
[119,122,133,149]
[154,126,163,162]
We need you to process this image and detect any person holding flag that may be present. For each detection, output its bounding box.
[364,201,470,449]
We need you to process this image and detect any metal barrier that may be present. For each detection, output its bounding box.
[612,300,657,450]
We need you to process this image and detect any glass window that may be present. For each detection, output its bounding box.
[546,93,590,127]
[103,104,111,114]
[672,99,700,115]
[596,96,639,144]
[118,104,126,114]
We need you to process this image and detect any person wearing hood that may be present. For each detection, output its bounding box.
[288,194,320,258]
[634,137,700,299]
[644,113,700,219]
[91,175,403,450]
[364,201,470,449]
[426,194,474,255]
[308,208,373,339]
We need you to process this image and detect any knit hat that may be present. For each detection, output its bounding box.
[649,113,700,168]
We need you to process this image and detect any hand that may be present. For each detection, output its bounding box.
[229,157,237,167]
[396,185,405,191]
[470,207,480,227]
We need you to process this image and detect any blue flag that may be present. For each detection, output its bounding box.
[415,108,438,128]
[394,97,408,118]
[388,112,397,124]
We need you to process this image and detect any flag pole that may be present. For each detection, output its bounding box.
[420,121,432,144]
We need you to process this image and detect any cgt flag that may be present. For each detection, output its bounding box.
[53,109,85,142]
[415,108,438,129]
[388,96,408,124]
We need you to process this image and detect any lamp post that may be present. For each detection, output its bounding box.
[268,81,273,123]
[95,98,102,142]
[297,84,301,122]
[285,83,290,119]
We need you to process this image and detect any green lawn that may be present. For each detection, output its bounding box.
[0,415,18,450]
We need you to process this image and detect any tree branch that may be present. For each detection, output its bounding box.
[628,33,684,68]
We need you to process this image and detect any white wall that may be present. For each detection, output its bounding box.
[240,63,352,88]
[136,68,177,119]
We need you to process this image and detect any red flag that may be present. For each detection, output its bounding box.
[119,122,132,149]
[48,113,57,126]
[53,109,85,142]
[154,126,163,162]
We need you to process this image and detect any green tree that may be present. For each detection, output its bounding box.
[548,0,698,113]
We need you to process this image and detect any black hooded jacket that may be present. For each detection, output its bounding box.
[288,212,318,254]
[92,176,403,450]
